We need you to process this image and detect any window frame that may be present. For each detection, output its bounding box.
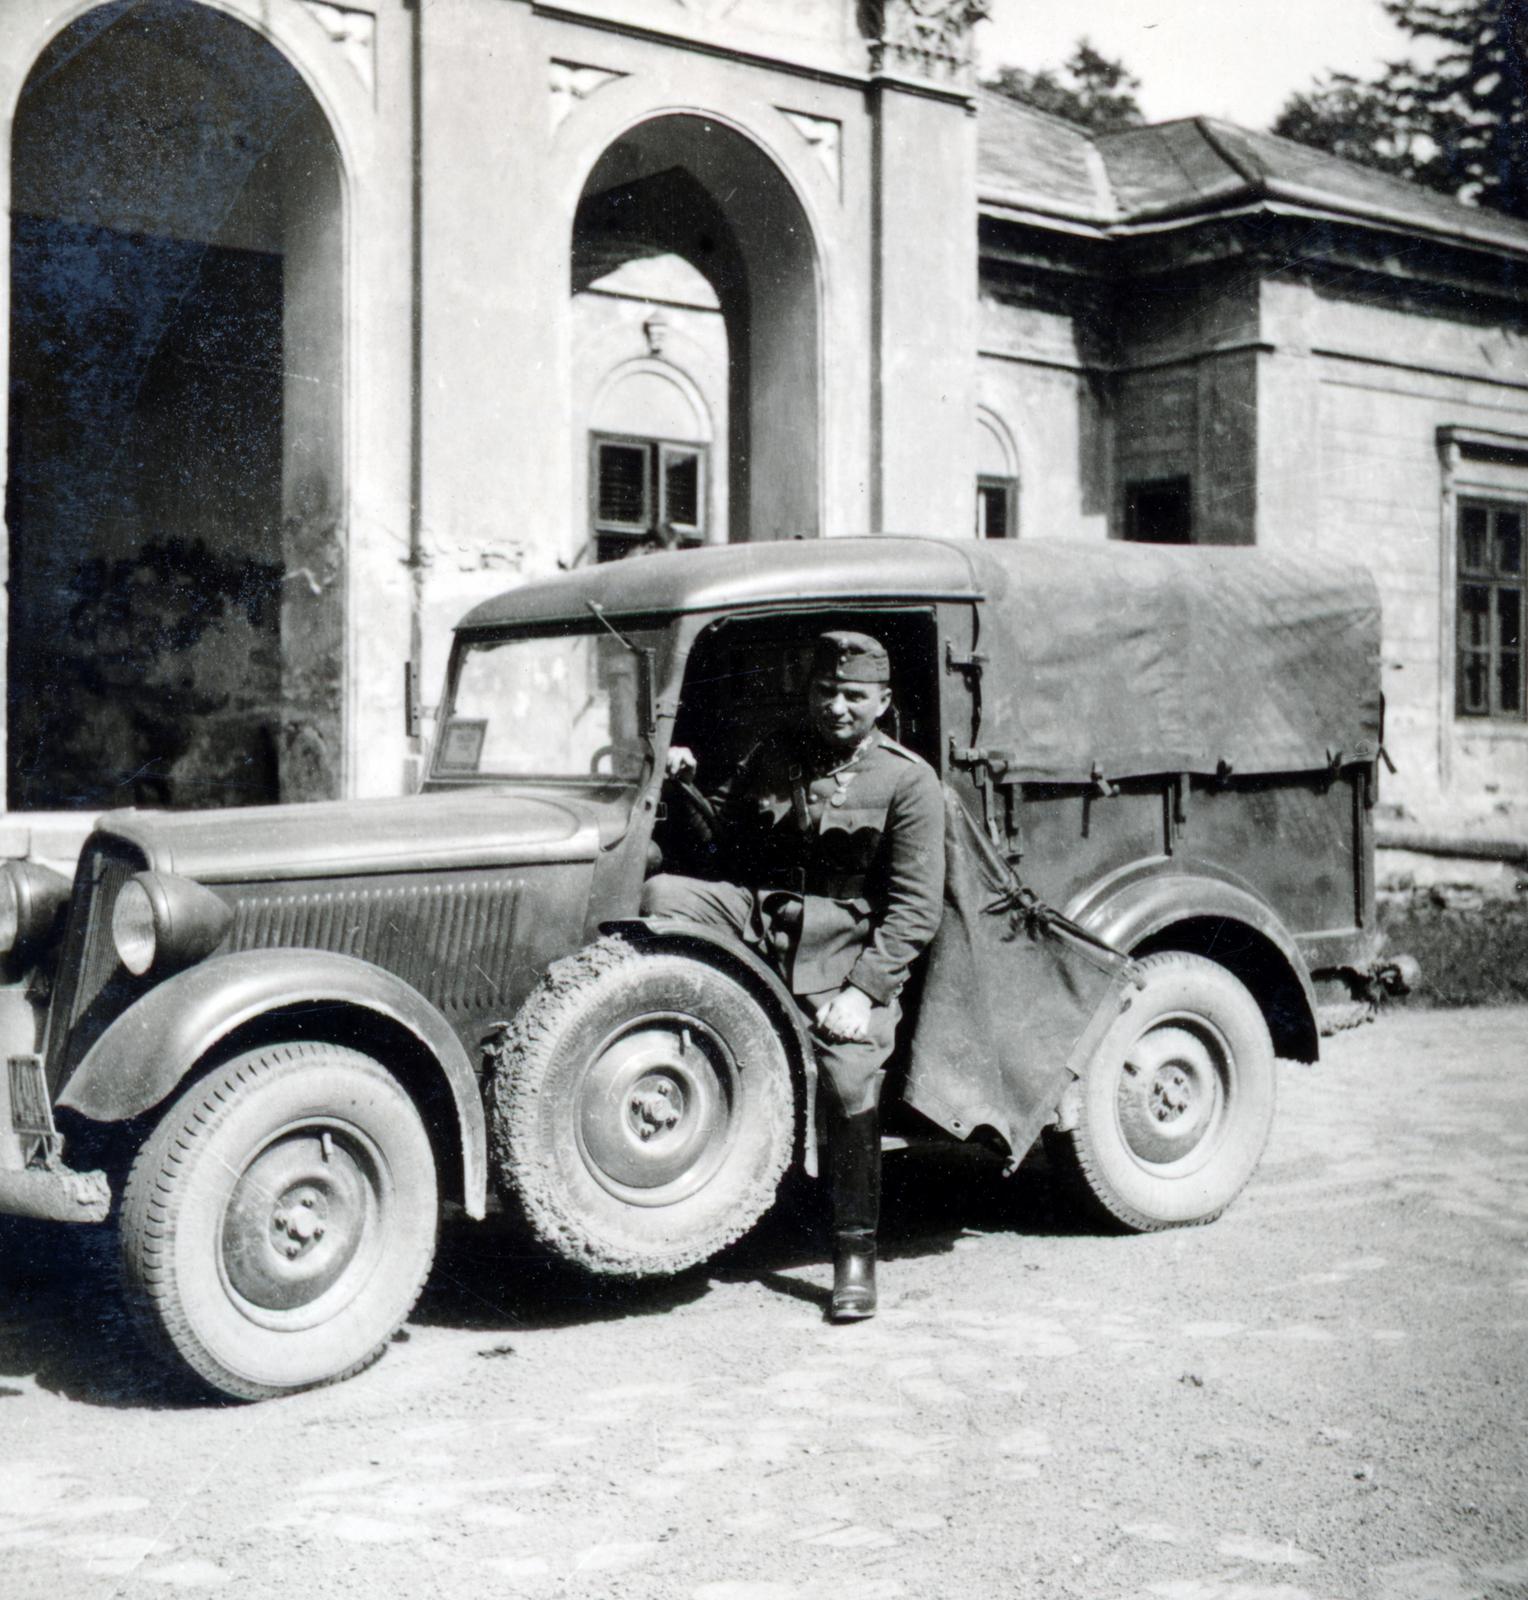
[590,431,707,559]
[975,474,1017,540]
[1454,495,1526,722]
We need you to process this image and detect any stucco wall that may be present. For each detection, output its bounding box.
[976,290,1107,542]
[1258,275,1528,834]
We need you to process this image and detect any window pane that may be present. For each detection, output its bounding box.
[1461,651,1490,713]
[1499,587,1523,652]
[442,628,655,778]
[977,480,1010,539]
[1461,585,1492,647]
[1460,504,1489,573]
[1500,652,1522,714]
[596,442,650,528]
[1496,512,1523,577]
[662,449,700,530]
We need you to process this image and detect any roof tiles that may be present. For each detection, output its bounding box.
[977,95,1528,258]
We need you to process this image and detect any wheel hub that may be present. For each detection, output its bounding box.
[1115,1022,1225,1167]
[222,1128,375,1315]
[577,1018,737,1201]
[630,1079,685,1140]
[1149,1065,1193,1121]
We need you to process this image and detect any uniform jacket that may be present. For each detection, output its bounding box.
[712,725,945,1002]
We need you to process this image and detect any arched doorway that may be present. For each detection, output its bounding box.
[572,115,820,549]
[7,0,344,811]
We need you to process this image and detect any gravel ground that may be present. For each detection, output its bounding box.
[2,1004,1526,1600]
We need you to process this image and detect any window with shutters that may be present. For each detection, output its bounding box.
[1456,498,1526,720]
[590,433,706,561]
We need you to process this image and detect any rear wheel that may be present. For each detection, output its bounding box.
[1051,951,1276,1231]
[490,936,794,1276]
[119,1043,438,1401]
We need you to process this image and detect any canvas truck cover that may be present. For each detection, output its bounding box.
[967,542,1383,783]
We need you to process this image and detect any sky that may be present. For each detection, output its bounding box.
[975,0,1415,130]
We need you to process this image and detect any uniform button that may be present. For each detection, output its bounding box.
[830,794,845,807]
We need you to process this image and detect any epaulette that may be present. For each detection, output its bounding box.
[874,732,933,769]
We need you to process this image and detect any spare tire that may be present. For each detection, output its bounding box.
[489,936,795,1276]
[1050,950,1277,1232]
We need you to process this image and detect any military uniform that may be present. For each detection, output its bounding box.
[641,629,945,1322]
[642,723,945,1113]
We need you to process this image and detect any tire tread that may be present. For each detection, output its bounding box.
[1053,950,1276,1235]
[119,1043,436,1401]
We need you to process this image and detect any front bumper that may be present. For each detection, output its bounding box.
[0,1159,110,1224]
[2,989,110,1223]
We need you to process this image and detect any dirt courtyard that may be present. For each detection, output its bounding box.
[3,1004,1526,1600]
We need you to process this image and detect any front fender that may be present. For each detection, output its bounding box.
[56,948,487,1216]
[1067,860,1318,1060]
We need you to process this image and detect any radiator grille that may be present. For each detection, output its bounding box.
[228,876,525,1016]
[45,839,144,1093]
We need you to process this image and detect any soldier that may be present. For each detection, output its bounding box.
[641,631,945,1320]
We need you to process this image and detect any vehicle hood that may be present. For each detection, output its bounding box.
[94,787,613,884]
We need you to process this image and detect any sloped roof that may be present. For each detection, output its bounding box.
[975,89,1114,226]
[977,91,1528,260]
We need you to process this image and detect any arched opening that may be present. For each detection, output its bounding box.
[572,115,819,550]
[976,409,1019,539]
[7,0,344,811]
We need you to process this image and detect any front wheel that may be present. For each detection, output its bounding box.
[119,1043,438,1401]
[1050,951,1276,1232]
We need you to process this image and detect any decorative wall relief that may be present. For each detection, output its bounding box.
[550,60,627,131]
[861,0,989,87]
[301,1,376,98]
[780,109,842,195]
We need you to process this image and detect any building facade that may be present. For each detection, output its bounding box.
[1,0,1525,868]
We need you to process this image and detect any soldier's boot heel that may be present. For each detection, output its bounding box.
[830,1232,877,1321]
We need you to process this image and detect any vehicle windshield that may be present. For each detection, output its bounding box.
[433,623,659,782]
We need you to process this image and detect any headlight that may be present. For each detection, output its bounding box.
[112,872,232,977]
[0,861,71,959]
[112,878,159,976]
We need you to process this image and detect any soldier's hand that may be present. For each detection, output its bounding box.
[815,985,875,1043]
[665,745,698,780]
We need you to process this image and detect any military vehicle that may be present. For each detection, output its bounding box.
[0,538,1407,1399]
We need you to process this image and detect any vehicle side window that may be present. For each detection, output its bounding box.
[673,613,940,786]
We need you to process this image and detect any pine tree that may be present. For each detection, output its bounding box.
[1385,0,1528,215]
[1272,0,1528,219]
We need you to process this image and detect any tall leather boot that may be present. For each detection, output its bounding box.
[828,1108,881,1322]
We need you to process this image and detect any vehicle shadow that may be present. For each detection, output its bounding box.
[714,1137,1100,1307]
[419,1137,1103,1331]
[0,1217,204,1411]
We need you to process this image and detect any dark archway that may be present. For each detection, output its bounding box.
[573,116,820,548]
[7,0,344,811]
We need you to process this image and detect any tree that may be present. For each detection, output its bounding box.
[1272,0,1528,219]
[984,39,1146,135]
[1271,73,1421,177]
